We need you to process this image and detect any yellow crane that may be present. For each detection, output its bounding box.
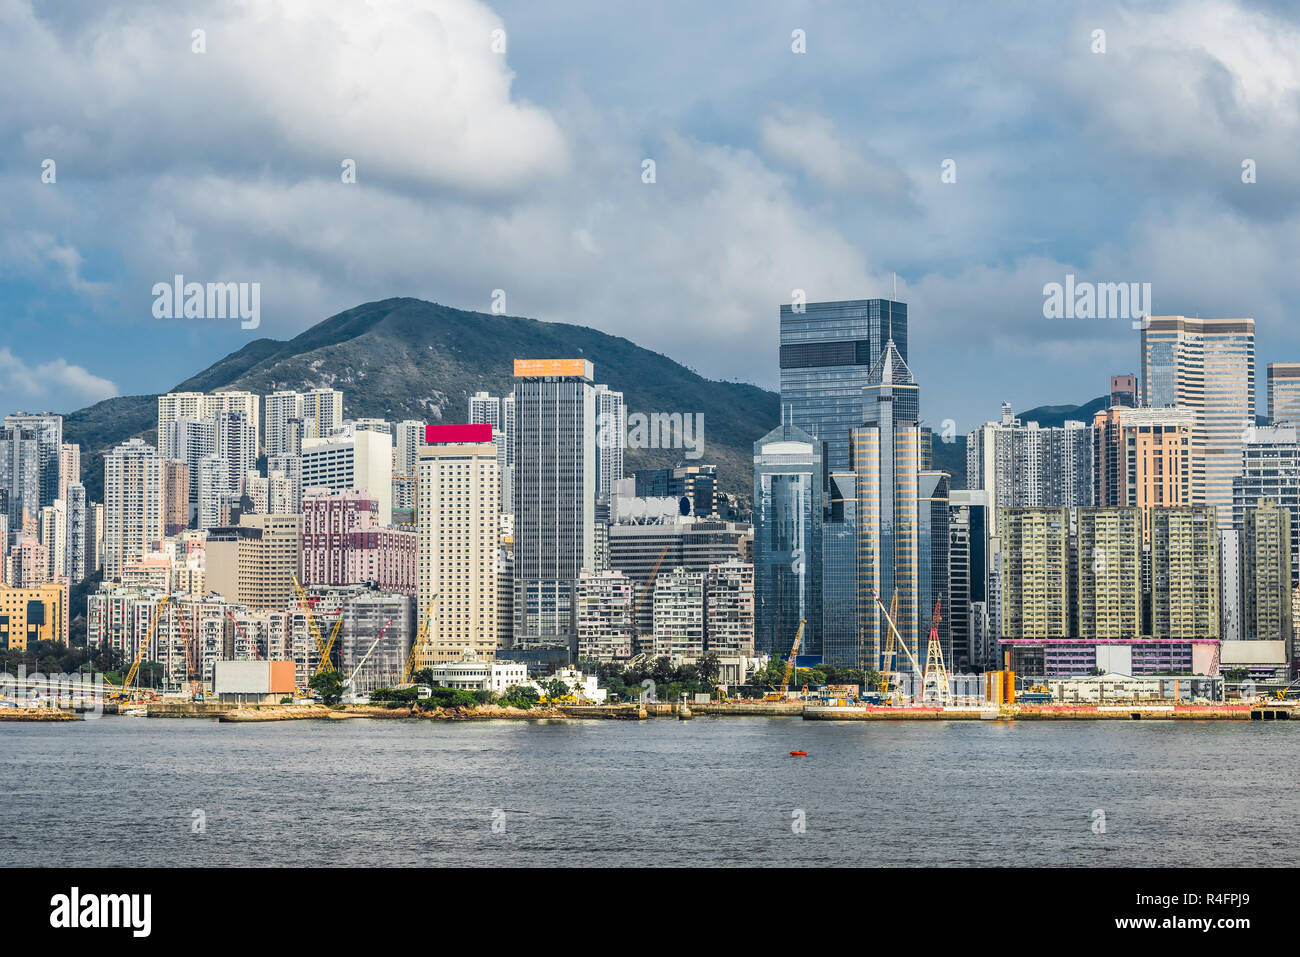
[401,594,439,686]
[318,611,345,677]
[877,592,899,694]
[765,619,806,701]
[118,596,169,699]
[291,574,333,675]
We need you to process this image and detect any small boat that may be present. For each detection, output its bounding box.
[789,750,807,757]
[122,708,148,717]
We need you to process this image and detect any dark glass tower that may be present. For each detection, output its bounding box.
[779,299,908,477]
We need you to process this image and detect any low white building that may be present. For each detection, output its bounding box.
[425,649,528,693]
[538,668,606,703]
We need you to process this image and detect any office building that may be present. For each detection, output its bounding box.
[1141,316,1254,527]
[205,513,302,611]
[1267,363,1300,426]
[633,465,720,518]
[948,489,991,671]
[512,360,597,653]
[1232,425,1300,586]
[753,422,822,659]
[779,297,908,475]
[0,580,68,649]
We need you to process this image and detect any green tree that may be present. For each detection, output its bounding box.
[695,653,721,684]
[542,677,570,701]
[309,669,345,705]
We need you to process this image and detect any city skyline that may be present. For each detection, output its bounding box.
[5,0,1300,436]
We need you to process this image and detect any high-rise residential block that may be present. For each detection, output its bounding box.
[301,429,393,526]
[704,558,754,656]
[4,413,62,513]
[1244,498,1291,645]
[1074,507,1143,640]
[594,384,625,502]
[652,566,705,658]
[575,570,634,661]
[301,488,416,595]
[997,508,1069,640]
[1150,506,1220,639]
[301,388,344,439]
[58,442,80,501]
[104,439,162,582]
[205,512,301,611]
[1093,406,1194,540]
[967,405,1092,509]
[416,430,500,666]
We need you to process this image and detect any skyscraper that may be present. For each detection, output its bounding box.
[1093,406,1194,541]
[1074,507,1143,640]
[0,424,41,529]
[852,342,947,669]
[512,359,597,653]
[779,298,908,476]
[1150,506,1220,638]
[753,421,822,659]
[1266,363,1300,426]
[1141,316,1255,527]
[265,390,305,456]
[948,489,991,671]
[1233,425,1300,586]
[967,406,1092,508]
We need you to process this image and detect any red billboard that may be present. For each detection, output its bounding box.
[425,423,493,444]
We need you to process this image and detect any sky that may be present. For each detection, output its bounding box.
[2,0,1299,431]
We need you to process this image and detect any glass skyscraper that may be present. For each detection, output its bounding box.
[779,299,908,477]
[753,422,823,659]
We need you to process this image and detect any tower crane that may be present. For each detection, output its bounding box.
[401,594,439,686]
[765,619,806,700]
[119,596,169,699]
[921,598,953,707]
[345,617,395,693]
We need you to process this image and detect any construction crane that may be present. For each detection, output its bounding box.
[223,608,263,660]
[765,619,806,700]
[291,574,332,674]
[921,598,953,707]
[873,591,922,704]
[317,610,345,676]
[120,596,169,699]
[401,594,439,686]
[877,592,899,695]
[174,602,201,700]
[344,617,395,693]
[630,544,671,652]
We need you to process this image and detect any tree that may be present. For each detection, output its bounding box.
[542,677,570,701]
[309,670,345,705]
[499,684,540,709]
[695,653,721,684]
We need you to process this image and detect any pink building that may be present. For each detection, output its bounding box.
[5,535,50,587]
[301,488,416,595]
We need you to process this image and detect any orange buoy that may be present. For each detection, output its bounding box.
[789,750,807,757]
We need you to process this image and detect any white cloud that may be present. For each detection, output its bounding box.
[0,348,119,410]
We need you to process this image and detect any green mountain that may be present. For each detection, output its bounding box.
[65,298,779,504]
[61,296,1118,505]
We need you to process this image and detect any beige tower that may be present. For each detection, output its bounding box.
[417,432,500,667]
